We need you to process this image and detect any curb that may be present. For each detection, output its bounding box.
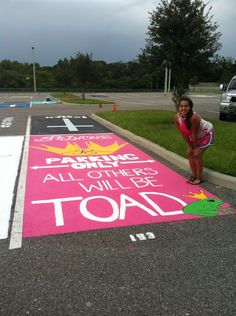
[91,114,236,191]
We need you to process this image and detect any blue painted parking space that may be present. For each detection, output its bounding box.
[32,100,58,105]
[0,103,30,108]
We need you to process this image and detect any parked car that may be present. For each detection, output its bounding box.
[219,75,236,120]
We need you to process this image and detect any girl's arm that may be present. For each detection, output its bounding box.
[191,114,201,148]
[173,114,193,147]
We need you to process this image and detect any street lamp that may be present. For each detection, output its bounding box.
[164,60,168,94]
[168,63,171,93]
[163,60,171,94]
[32,46,37,93]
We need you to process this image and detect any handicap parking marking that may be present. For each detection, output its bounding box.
[21,132,232,240]
[0,135,24,239]
[0,116,14,128]
[0,116,29,136]
[31,115,110,134]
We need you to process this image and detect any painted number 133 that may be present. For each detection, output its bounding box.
[129,232,155,242]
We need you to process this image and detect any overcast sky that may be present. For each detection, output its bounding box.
[1,0,235,66]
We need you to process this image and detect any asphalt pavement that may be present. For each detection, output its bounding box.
[0,92,235,316]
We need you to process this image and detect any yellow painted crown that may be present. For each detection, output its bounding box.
[184,190,208,200]
[31,141,127,156]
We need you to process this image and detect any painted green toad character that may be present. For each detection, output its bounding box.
[183,190,234,217]
[183,198,223,216]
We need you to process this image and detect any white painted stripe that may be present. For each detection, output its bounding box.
[0,136,24,239]
[74,125,94,128]
[9,116,31,249]
[62,118,79,131]
[120,160,155,164]
[47,125,94,129]
[31,164,70,170]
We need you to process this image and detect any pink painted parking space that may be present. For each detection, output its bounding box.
[23,132,230,238]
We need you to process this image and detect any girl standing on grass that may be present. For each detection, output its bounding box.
[173,96,214,185]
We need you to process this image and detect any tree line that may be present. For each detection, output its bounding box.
[0,54,235,92]
[0,0,236,95]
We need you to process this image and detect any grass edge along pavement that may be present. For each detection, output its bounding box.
[51,92,113,105]
[91,110,236,191]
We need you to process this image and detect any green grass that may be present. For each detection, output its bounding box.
[96,110,236,177]
[51,92,113,105]
[189,86,221,94]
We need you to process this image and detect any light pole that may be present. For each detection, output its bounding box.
[164,60,168,94]
[168,63,171,93]
[32,46,37,93]
[164,60,171,94]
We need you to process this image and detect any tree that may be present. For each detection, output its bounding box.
[142,0,222,105]
[53,58,72,88]
[0,60,31,89]
[36,68,56,89]
[71,53,93,99]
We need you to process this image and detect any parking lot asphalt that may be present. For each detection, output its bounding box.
[0,93,235,316]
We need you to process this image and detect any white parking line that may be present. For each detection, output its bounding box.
[9,116,31,249]
[0,136,24,239]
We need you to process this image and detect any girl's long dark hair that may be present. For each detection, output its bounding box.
[178,96,193,129]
